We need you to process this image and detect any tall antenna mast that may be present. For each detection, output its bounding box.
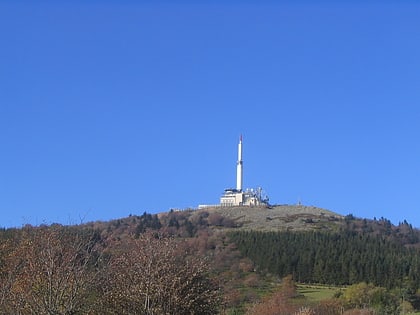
[236,135,243,191]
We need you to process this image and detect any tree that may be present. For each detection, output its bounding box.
[341,282,399,315]
[245,275,298,315]
[99,232,220,314]
[0,226,102,314]
[0,237,17,314]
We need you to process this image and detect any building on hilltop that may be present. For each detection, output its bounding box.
[220,136,269,207]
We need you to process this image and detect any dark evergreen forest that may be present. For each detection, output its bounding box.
[229,230,420,289]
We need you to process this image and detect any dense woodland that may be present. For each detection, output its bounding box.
[2,209,420,314]
[230,229,420,288]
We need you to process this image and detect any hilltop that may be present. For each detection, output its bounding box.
[198,204,343,231]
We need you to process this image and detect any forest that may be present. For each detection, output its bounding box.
[229,229,420,288]
[1,209,420,314]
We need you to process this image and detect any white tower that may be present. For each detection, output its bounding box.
[219,135,269,207]
[236,135,243,191]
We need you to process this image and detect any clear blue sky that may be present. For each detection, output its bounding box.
[1,1,420,228]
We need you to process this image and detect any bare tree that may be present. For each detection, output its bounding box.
[0,237,18,314]
[0,226,102,314]
[100,232,220,315]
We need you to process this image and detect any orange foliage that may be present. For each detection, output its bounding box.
[245,275,299,315]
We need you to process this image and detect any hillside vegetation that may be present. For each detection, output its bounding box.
[1,204,420,314]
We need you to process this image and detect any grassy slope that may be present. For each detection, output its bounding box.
[201,204,343,232]
[297,284,340,303]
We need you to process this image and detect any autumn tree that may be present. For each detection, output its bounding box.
[0,237,16,314]
[99,232,220,314]
[314,299,344,315]
[341,282,399,315]
[245,275,299,315]
[0,226,102,314]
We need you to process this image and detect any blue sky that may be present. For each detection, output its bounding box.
[1,1,420,228]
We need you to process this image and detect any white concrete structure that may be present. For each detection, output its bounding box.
[220,136,269,207]
[220,188,243,207]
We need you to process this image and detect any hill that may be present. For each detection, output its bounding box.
[2,204,420,314]
[83,204,419,248]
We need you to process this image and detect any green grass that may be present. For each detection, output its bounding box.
[297,284,342,303]
[225,281,343,314]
